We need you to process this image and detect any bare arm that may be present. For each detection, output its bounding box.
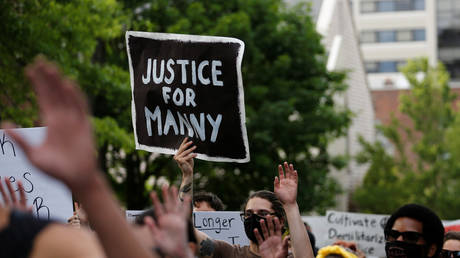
[3,58,155,258]
[275,162,314,258]
[174,137,196,201]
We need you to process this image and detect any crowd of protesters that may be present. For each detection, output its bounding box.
[1,58,460,258]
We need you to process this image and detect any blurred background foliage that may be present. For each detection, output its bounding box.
[0,0,351,212]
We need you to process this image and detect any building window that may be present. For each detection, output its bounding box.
[360,0,425,13]
[360,29,426,43]
[377,1,395,12]
[365,61,407,73]
[378,31,396,42]
[413,29,426,41]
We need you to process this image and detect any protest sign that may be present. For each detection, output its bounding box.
[126,210,146,223]
[307,211,389,258]
[126,31,249,163]
[0,127,73,221]
[443,219,460,232]
[194,211,249,245]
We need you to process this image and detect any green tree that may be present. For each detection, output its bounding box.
[354,58,460,219]
[1,0,351,212]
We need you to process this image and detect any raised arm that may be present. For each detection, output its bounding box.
[3,58,155,258]
[174,137,197,201]
[275,162,314,258]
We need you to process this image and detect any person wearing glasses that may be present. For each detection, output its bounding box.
[383,204,444,258]
[174,138,313,258]
[441,231,460,258]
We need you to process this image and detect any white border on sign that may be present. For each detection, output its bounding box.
[125,31,250,163]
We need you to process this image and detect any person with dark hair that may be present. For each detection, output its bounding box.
[194,191,224,211]
[174,138,313,258]
[384,203,444,258]
[441,231,460,258]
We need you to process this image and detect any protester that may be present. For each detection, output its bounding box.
[0,178,105,257]
[134,188,197,257]
[384,203,444,258]
[441,231,460,258]
[316,245,358,258]
[174,138,313,258]
[3,58,193,258]
[193,191,225,211]
[174,138,225,212]
[67,202,90,229]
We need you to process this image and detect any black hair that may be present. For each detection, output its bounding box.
[444,231,460,242]
[193,191,224,211]
[241,190,286,223]
[134,208,197,244]
[384,203,444,257]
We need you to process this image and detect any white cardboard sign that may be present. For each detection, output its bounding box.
[0,127,73,222]
[193,211,250,246]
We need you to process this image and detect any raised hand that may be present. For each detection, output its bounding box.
[274,162,298,205]
[0,178,32,213]
[255,215,289,258]
[146,185,193,258]
[2,58,98,192]
[174,137,197,177]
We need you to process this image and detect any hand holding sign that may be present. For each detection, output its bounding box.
[255,215,289,258]
[0,178,32,213]
[274,162,298,205]
[3,58,98,192]
[174,137,197,177]
[146,185,193,258]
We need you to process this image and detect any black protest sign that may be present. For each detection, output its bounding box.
[126,31,249,162]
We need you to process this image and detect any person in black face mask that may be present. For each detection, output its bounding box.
[384,204,444,258]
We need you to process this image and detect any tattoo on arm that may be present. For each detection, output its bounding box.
[179,182,192,201]
[199,238,215,257]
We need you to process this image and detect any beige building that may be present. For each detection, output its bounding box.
[316,0,376,210]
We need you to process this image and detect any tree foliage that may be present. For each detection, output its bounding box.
[1,0,350,212]
[353,58,460,219]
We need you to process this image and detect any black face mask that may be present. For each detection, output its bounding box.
[244,213,267,243]
[385,241,427,258]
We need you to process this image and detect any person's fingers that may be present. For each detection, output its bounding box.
[283,162,289,179]
[17,181,27,207]
[162,185,172,212]
[260,219,269,239]
[144,216,161,239]
[288,164,294,178]
[5,178,17,204]
[278,164,284,181]
[282,236,289,248]
[168,186,179,211]
[0,180,10,206]
[25,59,56,118]
[293,170,298,185]
[176,138,193,156]
[2,123,33,158]
[150,191,165,218]
[254,228,264,245]
[184,152,197,161]
[273,216,281,235]
[180,145,196,158]
[266,216,275,236]
[274,176,280,190]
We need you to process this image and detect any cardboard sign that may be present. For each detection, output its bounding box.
[0,127,73,222]
[126,210,145,224]
[126,31,249,163]
[193,211,250,246]
[306,211,389,258]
